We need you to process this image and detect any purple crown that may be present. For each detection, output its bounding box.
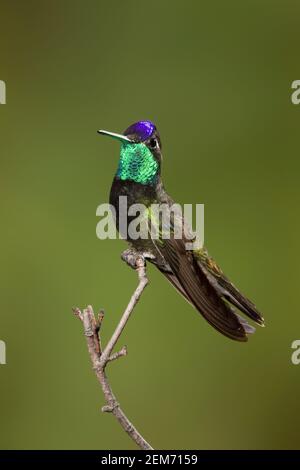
[124,120,155,141]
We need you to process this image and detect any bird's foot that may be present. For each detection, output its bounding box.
[121,249,146,270]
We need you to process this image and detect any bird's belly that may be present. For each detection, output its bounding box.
[109,178,158,250]
[109,178,176,270]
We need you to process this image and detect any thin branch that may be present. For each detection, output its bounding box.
[73,258,153,450]
[107,346,128,363]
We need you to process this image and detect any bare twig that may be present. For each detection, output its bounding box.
[73,258,153,450]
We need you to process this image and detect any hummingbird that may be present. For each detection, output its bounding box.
[98,120,264,341]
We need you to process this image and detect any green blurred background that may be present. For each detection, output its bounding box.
[1,0,300,450]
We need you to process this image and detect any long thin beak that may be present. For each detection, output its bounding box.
[97,129,133,143]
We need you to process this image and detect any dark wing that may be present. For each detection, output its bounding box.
[144,199,263,341]
[195,249,264,326]
[168,238,257,340]
[151,234,254,341]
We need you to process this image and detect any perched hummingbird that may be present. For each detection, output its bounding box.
[98,120,264,341]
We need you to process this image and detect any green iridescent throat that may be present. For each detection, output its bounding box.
[116,142,159,185]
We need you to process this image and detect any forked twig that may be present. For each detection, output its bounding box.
[73,258,152,450]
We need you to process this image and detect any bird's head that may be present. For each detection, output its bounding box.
[98,120,162,185]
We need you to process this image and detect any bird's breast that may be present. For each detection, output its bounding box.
[109,177,157,243]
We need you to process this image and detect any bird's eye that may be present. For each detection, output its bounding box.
[149,138,157,149]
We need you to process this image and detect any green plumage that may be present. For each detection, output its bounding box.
[117,142,158,185]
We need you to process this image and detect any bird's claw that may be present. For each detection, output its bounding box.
[121,249,145,270]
